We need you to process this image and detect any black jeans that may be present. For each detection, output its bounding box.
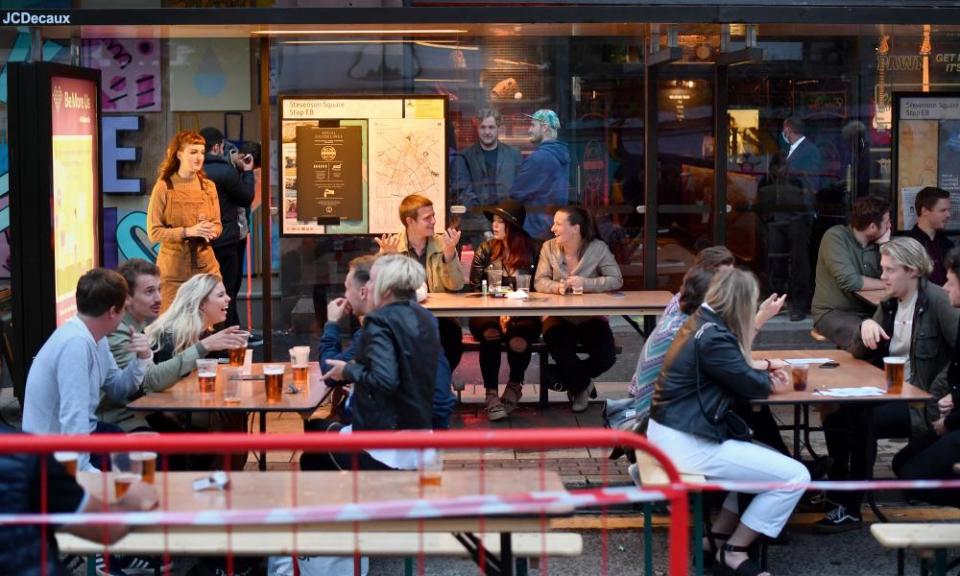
[300,418,393,472]
[542,317,616,394]
[824,402,911,511]
[769,217,813,312]
[893,430,960,507]
[468,316,541,390]
[438,317,464,372]
[213,237,247,328]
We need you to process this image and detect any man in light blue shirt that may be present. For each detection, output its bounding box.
[22,268,151,471]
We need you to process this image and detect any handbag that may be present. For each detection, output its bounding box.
[694,322,753,442]
[603,397,645,464]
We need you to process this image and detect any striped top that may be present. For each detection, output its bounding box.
[629,292,686,422]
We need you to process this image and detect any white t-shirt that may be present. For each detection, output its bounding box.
[888,290,917,383]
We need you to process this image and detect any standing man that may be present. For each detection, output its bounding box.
[510,109,570,240]
[453,109,522,247]
[199,126,255,328]
[773,116,822,321]
[903,186,954,286]
[812,195,891,348]
[375,194,465,371]
[22,269,151,471]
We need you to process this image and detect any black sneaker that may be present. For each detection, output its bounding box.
[96,555,171,576]
[814,505,862,533]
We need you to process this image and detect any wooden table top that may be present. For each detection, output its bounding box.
[74,469,568,534]
[857,289,888,307]
[127,362,329,413]
[750,349,932,405]
[422,290,674,317]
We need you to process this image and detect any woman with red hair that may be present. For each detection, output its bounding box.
[469,200,541,421]
[147,130,222,311]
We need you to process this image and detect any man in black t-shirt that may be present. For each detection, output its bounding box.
[0,426,157,576]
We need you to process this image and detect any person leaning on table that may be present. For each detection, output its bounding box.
[534,206,623,413]
[818,237,959,533]
[892,246,960,508]
[648,268,809,576]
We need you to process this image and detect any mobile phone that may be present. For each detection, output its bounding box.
[819,361,839,369]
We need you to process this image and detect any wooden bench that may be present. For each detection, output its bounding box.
[871,523,960,576]
[60,530,583,576]
[460,334,623,409]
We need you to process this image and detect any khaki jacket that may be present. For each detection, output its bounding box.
[385,233,465,293]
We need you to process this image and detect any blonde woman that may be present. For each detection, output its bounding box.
[144,274,249,470]
[147,130,222,312]
[648,268,808,576]
[819,237,959,531]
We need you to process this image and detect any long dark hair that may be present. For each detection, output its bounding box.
[558,206,596,258]
[490,219,534,271]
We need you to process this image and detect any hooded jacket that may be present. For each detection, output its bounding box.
[510,140,570,240]
[203,152,255,247]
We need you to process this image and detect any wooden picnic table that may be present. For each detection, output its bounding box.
[421,290,674,318]
[61,470,574,576]
[126,362,330,471]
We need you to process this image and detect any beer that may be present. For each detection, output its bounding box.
[114,473,140,498]
[228,347,246,367]
[292,365,309,386]
[264,365,285,403]
[54,452,78,477]
[198,373,217,394]
[884,357,906,394]
[419,471,442,486]
[132,452,157,484]
[791,364,809,391]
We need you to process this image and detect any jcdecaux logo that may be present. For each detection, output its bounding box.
[1,12,71,26]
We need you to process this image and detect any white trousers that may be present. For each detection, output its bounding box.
[647,418,809,538]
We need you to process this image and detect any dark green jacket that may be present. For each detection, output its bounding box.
[849,280,960,438]
[812,225,881,324]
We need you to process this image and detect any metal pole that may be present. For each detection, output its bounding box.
[259,37,273,362]
[714,63,729,246]
[643,34,659,291]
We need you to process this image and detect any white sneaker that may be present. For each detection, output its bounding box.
[571,382,595,413]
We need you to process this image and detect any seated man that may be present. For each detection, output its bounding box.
[892,246,960,507]
[375,194,465,372]
[819,237,957,532]
[22,268,150,471]
[811,195,890,348]
[102,258,249,432]
[0,424,158,576]
[311,255,455,437]
[901,186,953,286]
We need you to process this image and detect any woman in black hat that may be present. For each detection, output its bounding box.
[468,200,542,421]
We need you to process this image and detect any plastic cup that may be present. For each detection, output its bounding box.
[516,273,531,292]
[417,449,443,486]
[196,359,219,394]
[487,268,503,291]
[110,452,143,498]
[54,452,79,477]
[222,366,242,404]
[790,363,809,391]
[131,451,157,484]
[884,356,907,394]
[290,346,310,385]
[264,364,285,403]
[571,284,584,295]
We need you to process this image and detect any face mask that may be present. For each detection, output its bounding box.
[781,131,790,145]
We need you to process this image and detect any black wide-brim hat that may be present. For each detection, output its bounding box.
[483,199,526,231]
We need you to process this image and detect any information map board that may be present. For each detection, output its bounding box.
[894,93,960,231]
[279,96,447,236]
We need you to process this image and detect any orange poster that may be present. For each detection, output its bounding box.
[898,119,939,190]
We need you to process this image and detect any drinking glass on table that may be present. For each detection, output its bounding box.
[222,366,242,404]
[290,346,310,386]
[790,363,809,391]
[417,449,443,486]
[487,267,503,292]
[110,452,143,498]
[516,273,531,292]
[129,431,159,484]
[228,332,249,367]
[264,364,285,403]
[196,359,218,394]
[54,452,79,477]
[884,356,906,393]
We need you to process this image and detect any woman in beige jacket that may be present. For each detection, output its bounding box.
[534,206,623,412]
[147,131,222,312]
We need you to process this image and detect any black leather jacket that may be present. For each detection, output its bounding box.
[468,239,540,290]
[342,300,439,432]
[204,153,255,247]
[651,307,771,442]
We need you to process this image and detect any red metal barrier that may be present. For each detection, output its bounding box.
[0,428,691,575]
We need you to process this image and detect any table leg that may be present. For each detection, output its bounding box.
[259,410,267,471]
[897,549,905,576]
[500,533,514,576]
[793,405,802,459]
[693,492,704,576]
[643,315,656,337]
[453,532,503,575]
[935,549,947,576]
[643,503,654,576]
[802,405,821,460]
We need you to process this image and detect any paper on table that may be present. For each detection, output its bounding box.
[784,358,834,365]
[814,387,886,397]
[506,290,529,300]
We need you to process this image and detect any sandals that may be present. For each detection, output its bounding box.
[501,381,523,413]
[718,542,768,576]
[702,531,730,570]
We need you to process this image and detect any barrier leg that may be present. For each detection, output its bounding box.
[935,549,946,576]
[897,549,905,576]
[404,557,413,576]
[643,502,654,576]
[692,492,704,576]
[516,557,529,576]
